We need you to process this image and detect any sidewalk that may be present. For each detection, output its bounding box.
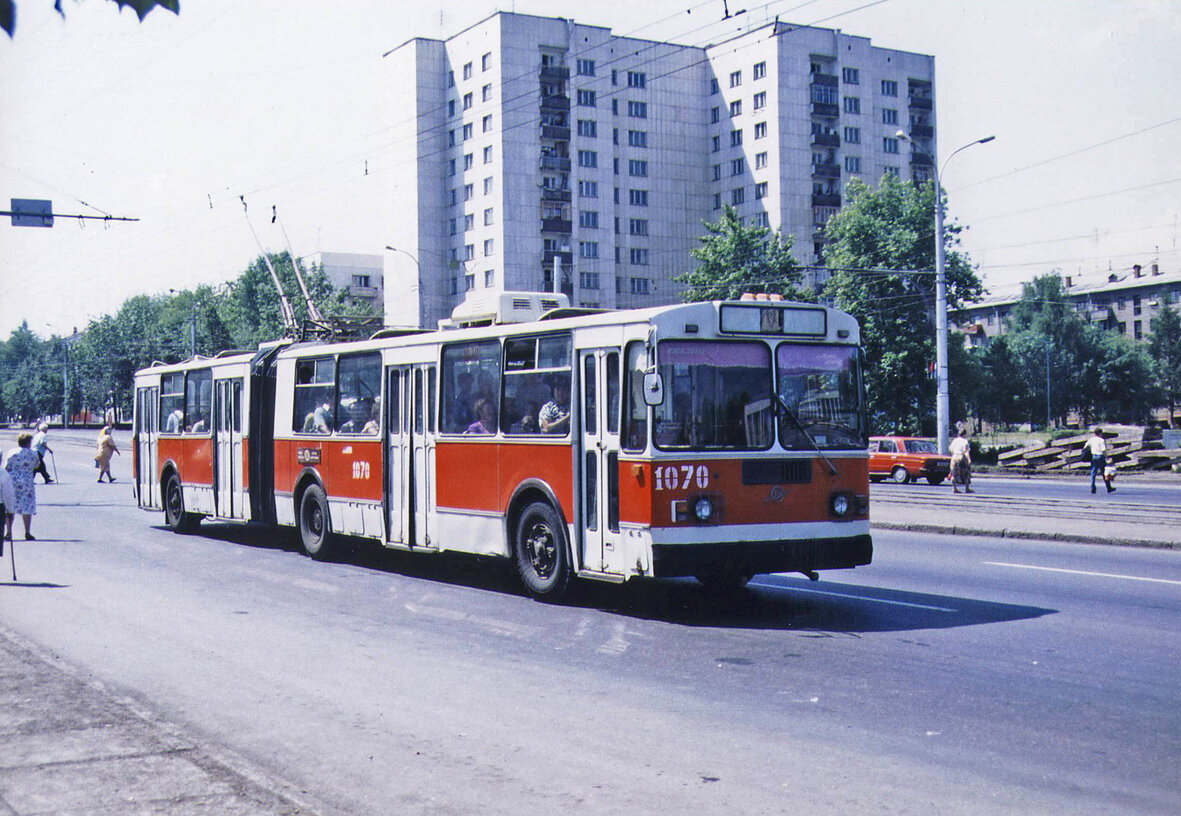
[0,628,314,815]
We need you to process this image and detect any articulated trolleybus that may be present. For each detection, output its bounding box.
[133,294,871,599]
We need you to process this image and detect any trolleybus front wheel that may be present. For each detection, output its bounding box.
[515,501,572,601]
[164,473,200,534]
[299,484,337,561]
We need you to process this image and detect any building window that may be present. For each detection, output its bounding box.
[882,108,898,125]
[882,136,900,154]
[464,183,474,201]
[843,96,860,114]
[483,239,495,256]
[710,77,719,94]
[482,115,493,133]
[464,153,474,171]
[577,89,596,107]
[628,130,647,148]
[579,210,600,229]
[729,100,742,117]
[842,67,859,84]
[448,100,456,117]
[627,71,646,88]
[629,218,648,236]
[844,126,861,144]
[578,180,598,198]
[754,121,767,139]
[580,272,601,289]
[755,181,768,199]
[447,71,455,88]
[484,207,494,225]
[578,150,598,168]
[352,274,371,288]
[485,269,494,287]
[481,85,492,104]
[713,192,722,209]
[449,218,457,235]
[882,165,900,177]
[449,129,456,146]
[612,98,618,115]
[731,187,745,205]
[711,135,721,152]
[752,211,770,228]
[753,91,766,110]
[630,277,649,295]
[730,129,743,147]
[449,277,458,295]
[729,70,742,88]
[465,273,475,291]
[731,157,744,176]
[463,92,473,110]
[483,145,493,164]
[577,119,597,137]
[753,61,766,80]
[755,152,768,169]
[628,159,648,177]
[630,248,650,265]
[627,100,648,118]
[448,159,456,177]
[881,79,898,96]
[483,176,493,194]
[812,85,838,105]
[845,156,862,173]
[629,188,648,206]
[464,213,474,231]
[464,244,475,261]
[577,58,595,76]
[481,52,491,71]
[463,62,472,80]
[579,241,600,259]
[712,164,722,181]
[462,123,473,140]
[711,106,720,124]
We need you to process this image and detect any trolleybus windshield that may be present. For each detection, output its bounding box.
[775,344,864,450]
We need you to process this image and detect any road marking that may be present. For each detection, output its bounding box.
[985,562,1181,586]
[749,582,955,612]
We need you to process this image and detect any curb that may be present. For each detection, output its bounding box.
[873,521,1177,550]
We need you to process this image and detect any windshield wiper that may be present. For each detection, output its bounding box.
[773,393,837,476]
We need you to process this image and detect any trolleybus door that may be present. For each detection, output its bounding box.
[213,378,245,519]
[135,386,159,509]
[409,365,438,547]
[384,367,410,544]
[578,348,623,574]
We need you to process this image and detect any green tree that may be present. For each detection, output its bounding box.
[0,323,61,422]
[677,206,806,302]
[975,336,1029,426]
[1148,305,1181,425]
[822,175,984,434]
[3,0,178,38]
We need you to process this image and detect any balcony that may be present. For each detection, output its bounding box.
[909,151,934,166]
[542,250,573,267]
[539,65,570,81]
[909,123,934,139]
[811,101,839,118]
[812,132,840,148]
[540,124,571,141]
[541,217,573,234]
[541,187,572,203]
[540,94,570,112]
[539,155,572,171]
[811,162,841,179]
[810,72,838,87]
[908,95,933,111]
[811,193,841,207]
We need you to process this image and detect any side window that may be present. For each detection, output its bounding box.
[336,353,382,435]
[441,340,501,434]
[606,351,620,435]
[879,439,896,453]
[622,341,648,451]
[583,355,597,436]
[387,370,401,433]
[160,373,185,433]
[502,334,572,435]
[184,369,212,434]
[294,358,335,434]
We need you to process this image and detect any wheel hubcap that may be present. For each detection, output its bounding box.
[525,522,555,578]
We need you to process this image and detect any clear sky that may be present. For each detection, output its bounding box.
[1,0,1178,338]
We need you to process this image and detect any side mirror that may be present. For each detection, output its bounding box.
[643,372,664,406]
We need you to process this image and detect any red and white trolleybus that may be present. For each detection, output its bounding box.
[133,294,872,599]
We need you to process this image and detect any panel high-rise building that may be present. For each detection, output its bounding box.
[382,12,935,328]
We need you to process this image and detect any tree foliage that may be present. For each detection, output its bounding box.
[2,0,178,37]
[677,205,806,302]
[822,175,984,434]
[1147,305,1181,420]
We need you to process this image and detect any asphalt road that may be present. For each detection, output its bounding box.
[1,438,1179,814]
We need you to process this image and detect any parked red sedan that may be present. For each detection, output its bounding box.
[869,436,951,484]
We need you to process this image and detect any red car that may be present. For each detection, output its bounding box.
[869,436,951,485]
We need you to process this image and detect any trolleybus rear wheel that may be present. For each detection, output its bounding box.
[299,484,336,561]
[164,473,199,533]
[515,501,572,600]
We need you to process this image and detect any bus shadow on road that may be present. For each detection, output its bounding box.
[596,575,1057,633]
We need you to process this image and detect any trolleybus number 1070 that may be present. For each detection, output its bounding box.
[653,464,710,491]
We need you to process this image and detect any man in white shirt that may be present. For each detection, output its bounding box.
[949,428,973,493]
[1083,427,1110,494]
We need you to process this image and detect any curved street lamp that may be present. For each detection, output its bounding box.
[898,130,995,454]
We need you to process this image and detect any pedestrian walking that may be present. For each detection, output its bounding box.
[95,425,121,483]
[5,433,41,540]
[949,427,973,493]
[1083,426,1112,494]
[31,422,54,484]
[0,452,15,550]
[1103,462,1117,493]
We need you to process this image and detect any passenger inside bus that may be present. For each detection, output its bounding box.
[464,398,497,434]
[539,381,571,434]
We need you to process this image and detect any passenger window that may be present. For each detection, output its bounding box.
[294,358,335,434]
[184,369,212,434]
[441,341,501,434]
[160,373,185,433]
[336,353,382,435]
[622,342,648,451]
[503,334,571,436]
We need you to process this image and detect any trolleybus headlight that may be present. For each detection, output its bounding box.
[830,493,850,517]
[693,497,714,522]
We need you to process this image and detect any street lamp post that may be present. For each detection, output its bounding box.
[898,129,995,454]
[385,245,423,328]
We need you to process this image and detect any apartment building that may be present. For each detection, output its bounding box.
[310,252,385,313]
[382,12,935,328]
[955,263,1181,347]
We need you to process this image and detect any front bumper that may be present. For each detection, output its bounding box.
[651,533,873,578]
